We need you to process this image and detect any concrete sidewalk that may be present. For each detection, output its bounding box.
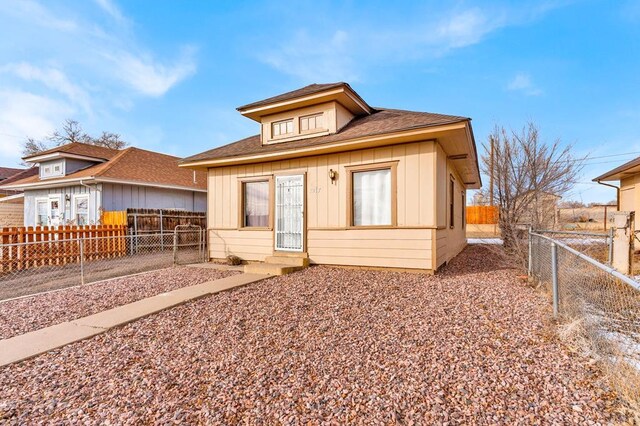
[0,273,269,367]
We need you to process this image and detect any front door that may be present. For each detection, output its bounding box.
[275,174,304,252]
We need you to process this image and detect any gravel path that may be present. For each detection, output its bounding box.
[0,246,624,424]
[0,267,239,339]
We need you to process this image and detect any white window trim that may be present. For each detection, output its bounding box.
[34,197,49,226]
[48,194,63,225]
[73,194,90,225]
[40,160,66,180]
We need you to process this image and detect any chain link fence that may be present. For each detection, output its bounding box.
[529,230,640,404]
[0,226,206,301]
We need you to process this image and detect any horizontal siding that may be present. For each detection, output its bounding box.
[0,203,24,227]
[209,229,272,260]
[307,228,432,270]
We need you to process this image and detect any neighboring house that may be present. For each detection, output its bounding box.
[0,142,207,227]
[594,157,640,229]
[518,190,561,229]
[181,82,481,271]
[0,167,26,197]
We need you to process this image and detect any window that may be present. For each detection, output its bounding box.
[300,113,324,132]
[49,197,61,226]
[272,119,293,138]
[349,163,397,227]
[449,176,455,229]
[242,180,270,227]
[36,199,48,226]
[40,160,64,178]
[74,196,89,226]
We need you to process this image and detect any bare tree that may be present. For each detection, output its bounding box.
[483,122,585,258]
[21,119,129,161]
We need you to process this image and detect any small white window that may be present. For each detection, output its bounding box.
[272,119,293,138]
[74,196,89,226]
[36,199,48,226]
[300,113,324,132]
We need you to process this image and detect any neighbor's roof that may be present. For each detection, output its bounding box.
[0,167,39,185]
[183,108,469,164]
[593,156,640,182]
[0,167,25,180]
[3,143,206,190]
[23,142,121,161]
[237,82,357,111]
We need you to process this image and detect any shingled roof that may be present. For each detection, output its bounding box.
[237,82,353,111]
[23,142,120,161]
[3,143,206,190]
[183,108,469,164]
[0,167,25,180]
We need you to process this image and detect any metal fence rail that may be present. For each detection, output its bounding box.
[0,227,206,301]
[529,231,640,402]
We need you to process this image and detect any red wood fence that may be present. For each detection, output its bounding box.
[0,225,127,273]
[466,206,499,224]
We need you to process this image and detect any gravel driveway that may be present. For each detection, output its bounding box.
[0,267,239,339]
[0,246,624,423]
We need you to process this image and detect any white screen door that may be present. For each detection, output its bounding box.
[275,174,304,252]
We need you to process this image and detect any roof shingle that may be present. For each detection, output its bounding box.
[182,108,469,164]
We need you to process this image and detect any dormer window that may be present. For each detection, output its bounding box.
[272,119,293,138]
[300,113,324,133]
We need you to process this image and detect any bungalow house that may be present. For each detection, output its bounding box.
[0,142,206,227]
[594,157,640,230]
[181,83,481,272]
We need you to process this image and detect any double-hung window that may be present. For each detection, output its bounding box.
[242,180,270,228]
[349,162,397,227]
[74,195,89,226]
[36,199,48,226]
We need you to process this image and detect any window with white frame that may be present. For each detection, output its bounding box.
[350,165,395,227]
[49,197,62,226]
[300,113,324,132]
[242,180,270,227]
[40,160,65,179]
[271,119,293,138]
[74,195,89,225]
[36,199,48,226]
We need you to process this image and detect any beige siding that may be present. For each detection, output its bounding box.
[0,201,24,227]
[206,139,468,270]
[307,228,433,269]
[620,176,638,230]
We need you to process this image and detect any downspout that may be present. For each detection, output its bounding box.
[595,180,620,210]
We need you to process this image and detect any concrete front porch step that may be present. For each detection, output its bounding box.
[264,256,310,267]
[243,262,305,276]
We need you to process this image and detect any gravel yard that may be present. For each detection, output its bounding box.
[0,246,624,423]
[0,267,239,339]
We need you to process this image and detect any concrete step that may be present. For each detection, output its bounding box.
[243,262,305,276]
[264,256,310,267]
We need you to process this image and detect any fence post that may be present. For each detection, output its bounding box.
[608,226,614,265]
[528,226,533,277]
[551,241,559,317]
[79,237,85,285]
[160,210,164,250]
[173,231,178,266]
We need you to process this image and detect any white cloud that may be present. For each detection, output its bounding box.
[1,63,92,114]
[507,73,543,96]
[0,90,74,164]
[94,0,127,24]
[0,0,78,32]
[260,3,567,81]
[262,30,357,82]
[104,48,197,97]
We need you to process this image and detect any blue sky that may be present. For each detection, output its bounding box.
[1,0,639,203]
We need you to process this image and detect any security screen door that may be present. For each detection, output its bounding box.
[274,174,304,252]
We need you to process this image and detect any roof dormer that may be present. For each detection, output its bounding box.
[236,83,372,145]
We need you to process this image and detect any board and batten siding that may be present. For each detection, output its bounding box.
[23,185,100,226]
[207,140,444,270]
[101,183,206,212]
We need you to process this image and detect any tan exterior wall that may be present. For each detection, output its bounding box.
[207,139,468,270]
[0,201,24,227]
[620,176,638,230]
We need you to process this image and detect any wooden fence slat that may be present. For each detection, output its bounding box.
[466,206,499,224]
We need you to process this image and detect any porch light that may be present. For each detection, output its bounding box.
[329,169,337,182]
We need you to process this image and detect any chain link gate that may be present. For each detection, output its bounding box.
[173,224,206,266]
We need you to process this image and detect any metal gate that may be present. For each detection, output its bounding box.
[173,224,206,265]
[275,175,304,252]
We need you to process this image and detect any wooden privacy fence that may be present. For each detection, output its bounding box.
[0,225,126,273]
[466,206,499,224]
[127,208,206,234]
